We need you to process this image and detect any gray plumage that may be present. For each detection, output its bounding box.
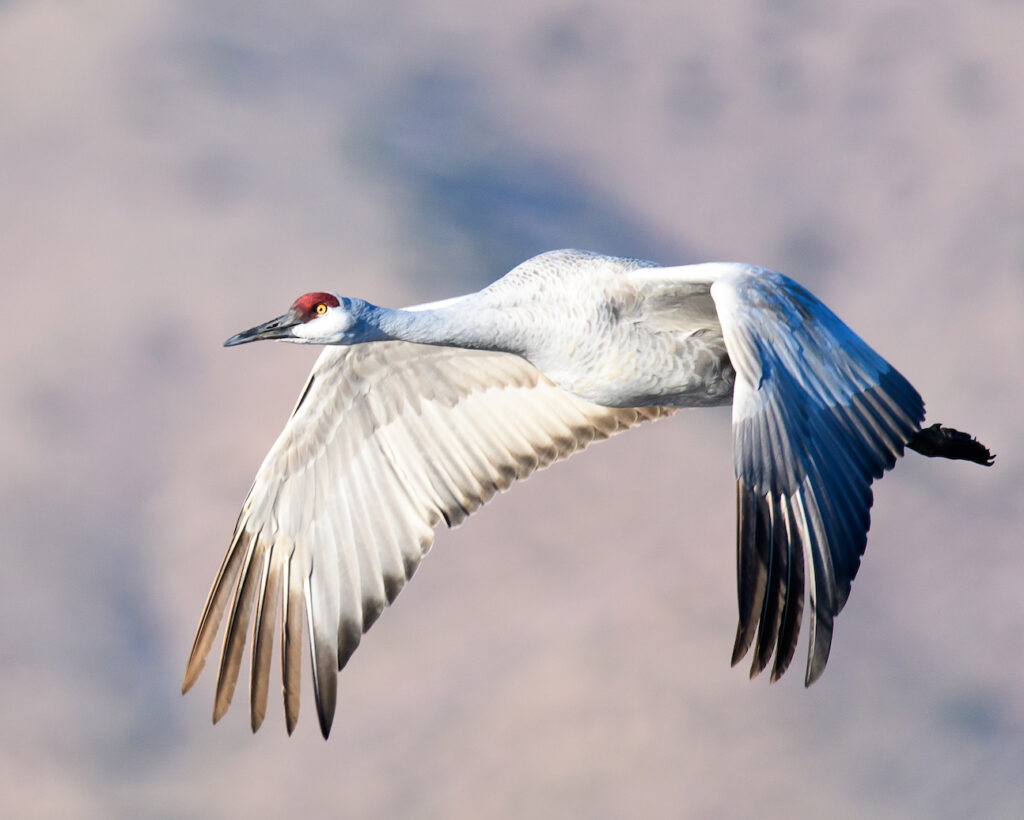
[183,249,993,738]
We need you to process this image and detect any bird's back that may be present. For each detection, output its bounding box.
[479,250,735,408]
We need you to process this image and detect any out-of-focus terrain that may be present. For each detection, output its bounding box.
[1,2,1021,817]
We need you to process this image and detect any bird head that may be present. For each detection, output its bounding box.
[224,292,368,346]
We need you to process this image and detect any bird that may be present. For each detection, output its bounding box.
[182,249,994,739]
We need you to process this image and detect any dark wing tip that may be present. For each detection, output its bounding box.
[803,612,834,687]
[731,623,753,668]
[318,709,334,740]
[731,482,768,671]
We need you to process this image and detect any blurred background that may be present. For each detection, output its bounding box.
[2,1,1022,817]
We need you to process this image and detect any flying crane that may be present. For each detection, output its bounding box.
[183,250,993,738]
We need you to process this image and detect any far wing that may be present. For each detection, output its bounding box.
[183,341,671,737]
[710,268,924,685]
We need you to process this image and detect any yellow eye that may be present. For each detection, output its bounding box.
[315,303,328,315]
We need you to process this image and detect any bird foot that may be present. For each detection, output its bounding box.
[906,423,995,466]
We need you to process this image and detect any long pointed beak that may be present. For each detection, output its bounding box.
[224,312,301,347]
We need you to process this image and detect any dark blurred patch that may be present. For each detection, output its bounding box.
[844,82,889,119]
[172,0,361,104]
[845,32,895,122]
[529,9,616,72]
[100,535,186,768]
[758,55,810,113]
[138,318,198,378]
[667,55,728,131]
[349,66,686,294]
[180,36,282,101]
[54,523,189,775]
[22,381,80,448]
[0,482,185,772]
[779,216,842,275]
[180,150,249,211]
[116,65,177,139]
[755,0,831,33]
[937,689,1014,743]
[947,60,997,117]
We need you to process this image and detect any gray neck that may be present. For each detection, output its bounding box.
[358,296,526,355]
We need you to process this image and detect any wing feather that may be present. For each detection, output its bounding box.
[711,268,924,685]
[212,531,264,722]
[771,493,804,682]
[304,570,338,739]
[281,541,304,735]
[184,341,671,736]
[181,511,252,694]
[249,541,280,731]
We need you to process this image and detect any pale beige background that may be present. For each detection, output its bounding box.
[1,1,1022,817]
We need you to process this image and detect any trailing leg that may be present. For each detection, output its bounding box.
[906,423,995,466]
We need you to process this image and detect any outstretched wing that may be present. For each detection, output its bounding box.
[710,267,924,685]
[183,341,671,737]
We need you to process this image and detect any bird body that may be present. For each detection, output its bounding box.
[185,249,993,738]
[282,250,738,407]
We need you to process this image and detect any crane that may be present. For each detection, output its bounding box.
[183,249,994,738]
